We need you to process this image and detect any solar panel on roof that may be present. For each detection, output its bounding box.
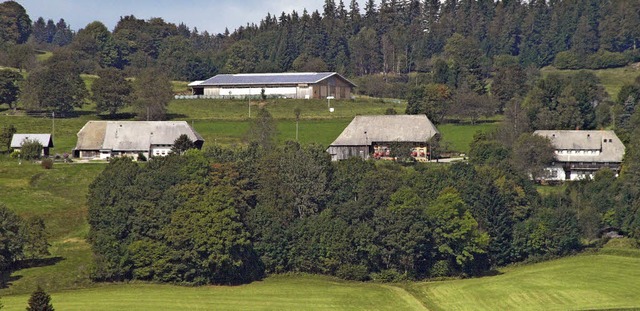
[197,72,355,87]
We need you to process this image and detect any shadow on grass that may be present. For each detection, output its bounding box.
[0,274,22,288]
[475,269,503,278]
[444,118,500,125]
[97,112,136,120]
[15,256,65,270]
[1,256,65,288]
[166,113,188,120]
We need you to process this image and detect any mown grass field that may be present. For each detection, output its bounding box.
[2,252,640,310]
[403,252,640,311]
[1,274,425,311]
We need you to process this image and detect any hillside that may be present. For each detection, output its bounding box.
[542,65,640,101]
[2,252,640,310]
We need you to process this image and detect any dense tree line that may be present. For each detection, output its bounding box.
[0,0,639,124]
[3,1,640,81]
[87,136,588,284]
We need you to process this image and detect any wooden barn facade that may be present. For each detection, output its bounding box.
[189,72,356,99]
[327,115,439,161]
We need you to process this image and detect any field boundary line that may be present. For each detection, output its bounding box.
[380,284,430,311]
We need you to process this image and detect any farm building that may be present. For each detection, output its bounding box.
[73,121,204,160]
[188,72,356,99]
[327,115,439,161]
[10,134,54,157]
[534,130,625,181]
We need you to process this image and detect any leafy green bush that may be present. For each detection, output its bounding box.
[370,269,408,282]
[41,158,53,169]
[137,152,147,161]
[20,139,43,161]
[430,260,451,277]
[336,264,369,281]
[9,149,20,158]
[554,51,583,69]
[586,50,630,69]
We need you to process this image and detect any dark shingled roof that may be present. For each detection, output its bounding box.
[196,72,356,87]
[329,115,439,146]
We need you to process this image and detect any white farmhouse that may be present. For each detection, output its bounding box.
[534,130,625,181]
[73,121,204,160]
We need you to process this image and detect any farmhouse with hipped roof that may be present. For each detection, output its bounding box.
[10,134,54,157]
[189,72,356,99]
[534,130,625,181]
[73,121,204,160]
[327,114,439,161]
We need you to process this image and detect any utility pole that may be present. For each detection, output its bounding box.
[52,111,55,153]
[294,107,301,141]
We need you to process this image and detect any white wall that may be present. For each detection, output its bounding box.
[218,87,298,97]
[151,146,172,157]
[543,164,566,181]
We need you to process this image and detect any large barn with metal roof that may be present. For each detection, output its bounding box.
[188,72,356,99]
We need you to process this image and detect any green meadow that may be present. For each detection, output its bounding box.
[2,251,640,310]
[404,252,640,311]
[3,66,640,310]
[541,65,640,100]
[1,97,496,153]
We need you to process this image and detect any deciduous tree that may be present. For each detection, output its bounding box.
[0,204,24,274]
[0,124,16,153]
[0,69,21,110]
[19,61,88,114]
[132,68,173,120]
[511,133,555,180]
[92,68,132,117]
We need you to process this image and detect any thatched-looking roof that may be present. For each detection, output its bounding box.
[10,134,53,148]
[534,130,625,163]
[329,115,439,146]
[75,121,204,152]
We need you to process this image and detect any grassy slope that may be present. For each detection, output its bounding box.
[404,253,640,311]
[1,275,426,311]
[437,121,500,154]
[2,252,640,310]
[0,160,104,296]
[541,66,640,100]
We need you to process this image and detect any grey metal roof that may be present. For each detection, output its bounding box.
[195,72,356,87]
[534,130,625,163]
[329,115,439,146]
[75,121,204,152]
[10,134,53,148]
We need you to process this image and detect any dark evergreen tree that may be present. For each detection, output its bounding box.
[26,286,54,311]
